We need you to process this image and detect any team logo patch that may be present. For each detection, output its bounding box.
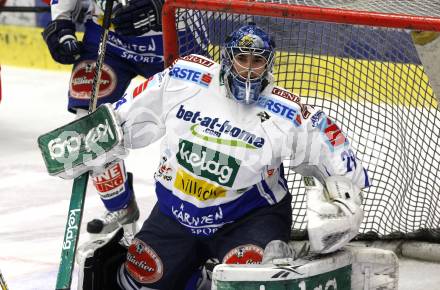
[70,61,116,99]
[125,239,164,284]
[182,55,215,67]
[92,161,126,199]
[174,168,226,201]
[223,244,264,264]
[177,139,240,187]
[238,35,264,48]
[310,110,325,127]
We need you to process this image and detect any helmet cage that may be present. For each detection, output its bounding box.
[222,45,275,104]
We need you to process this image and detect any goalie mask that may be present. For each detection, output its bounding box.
[221,23,275,105]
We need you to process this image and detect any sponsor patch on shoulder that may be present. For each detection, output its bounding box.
[182,55,215,67]
[257,96,302,126]
[318,116,348,151]
[133,76,154,98]
[169,65,212,87]
[271,87,301,103]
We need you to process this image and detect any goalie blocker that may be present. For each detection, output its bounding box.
[37,104,126,179]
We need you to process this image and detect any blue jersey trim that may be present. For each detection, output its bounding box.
[155,181,270,236]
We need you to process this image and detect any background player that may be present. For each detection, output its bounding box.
[42,0,206,234]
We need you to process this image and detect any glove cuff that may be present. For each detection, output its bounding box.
[325,175,362,204]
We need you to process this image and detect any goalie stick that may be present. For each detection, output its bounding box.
[54,0,115,288]
[0,270,8,290]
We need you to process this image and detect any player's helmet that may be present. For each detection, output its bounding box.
[221,23,275,105]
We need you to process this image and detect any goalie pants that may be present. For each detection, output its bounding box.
[117,194,293,290]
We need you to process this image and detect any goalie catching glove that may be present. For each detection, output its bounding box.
[305,175,364,254]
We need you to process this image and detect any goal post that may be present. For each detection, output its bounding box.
[161,0,440,244]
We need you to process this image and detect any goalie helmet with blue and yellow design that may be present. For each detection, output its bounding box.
[221,23,276,105]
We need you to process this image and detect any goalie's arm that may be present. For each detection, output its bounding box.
[286,108,369,253]
[113,71,169,149]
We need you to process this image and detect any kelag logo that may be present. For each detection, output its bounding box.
[177,139,240,187]
[176,105,265,149]
[169,65,212,87]
[174,169,226,201]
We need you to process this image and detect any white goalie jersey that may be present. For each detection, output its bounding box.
[113,54,370,244]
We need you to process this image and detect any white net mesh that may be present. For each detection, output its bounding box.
[169,3,440,241]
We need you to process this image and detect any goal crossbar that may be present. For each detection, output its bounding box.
[163,0,440,66]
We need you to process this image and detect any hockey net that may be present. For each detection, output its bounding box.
[162,0,440,241]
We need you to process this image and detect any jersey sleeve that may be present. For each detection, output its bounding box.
[50,0,77,20]
[50,0,93,21]
[113,70,169,149]
[286,106,370,190]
